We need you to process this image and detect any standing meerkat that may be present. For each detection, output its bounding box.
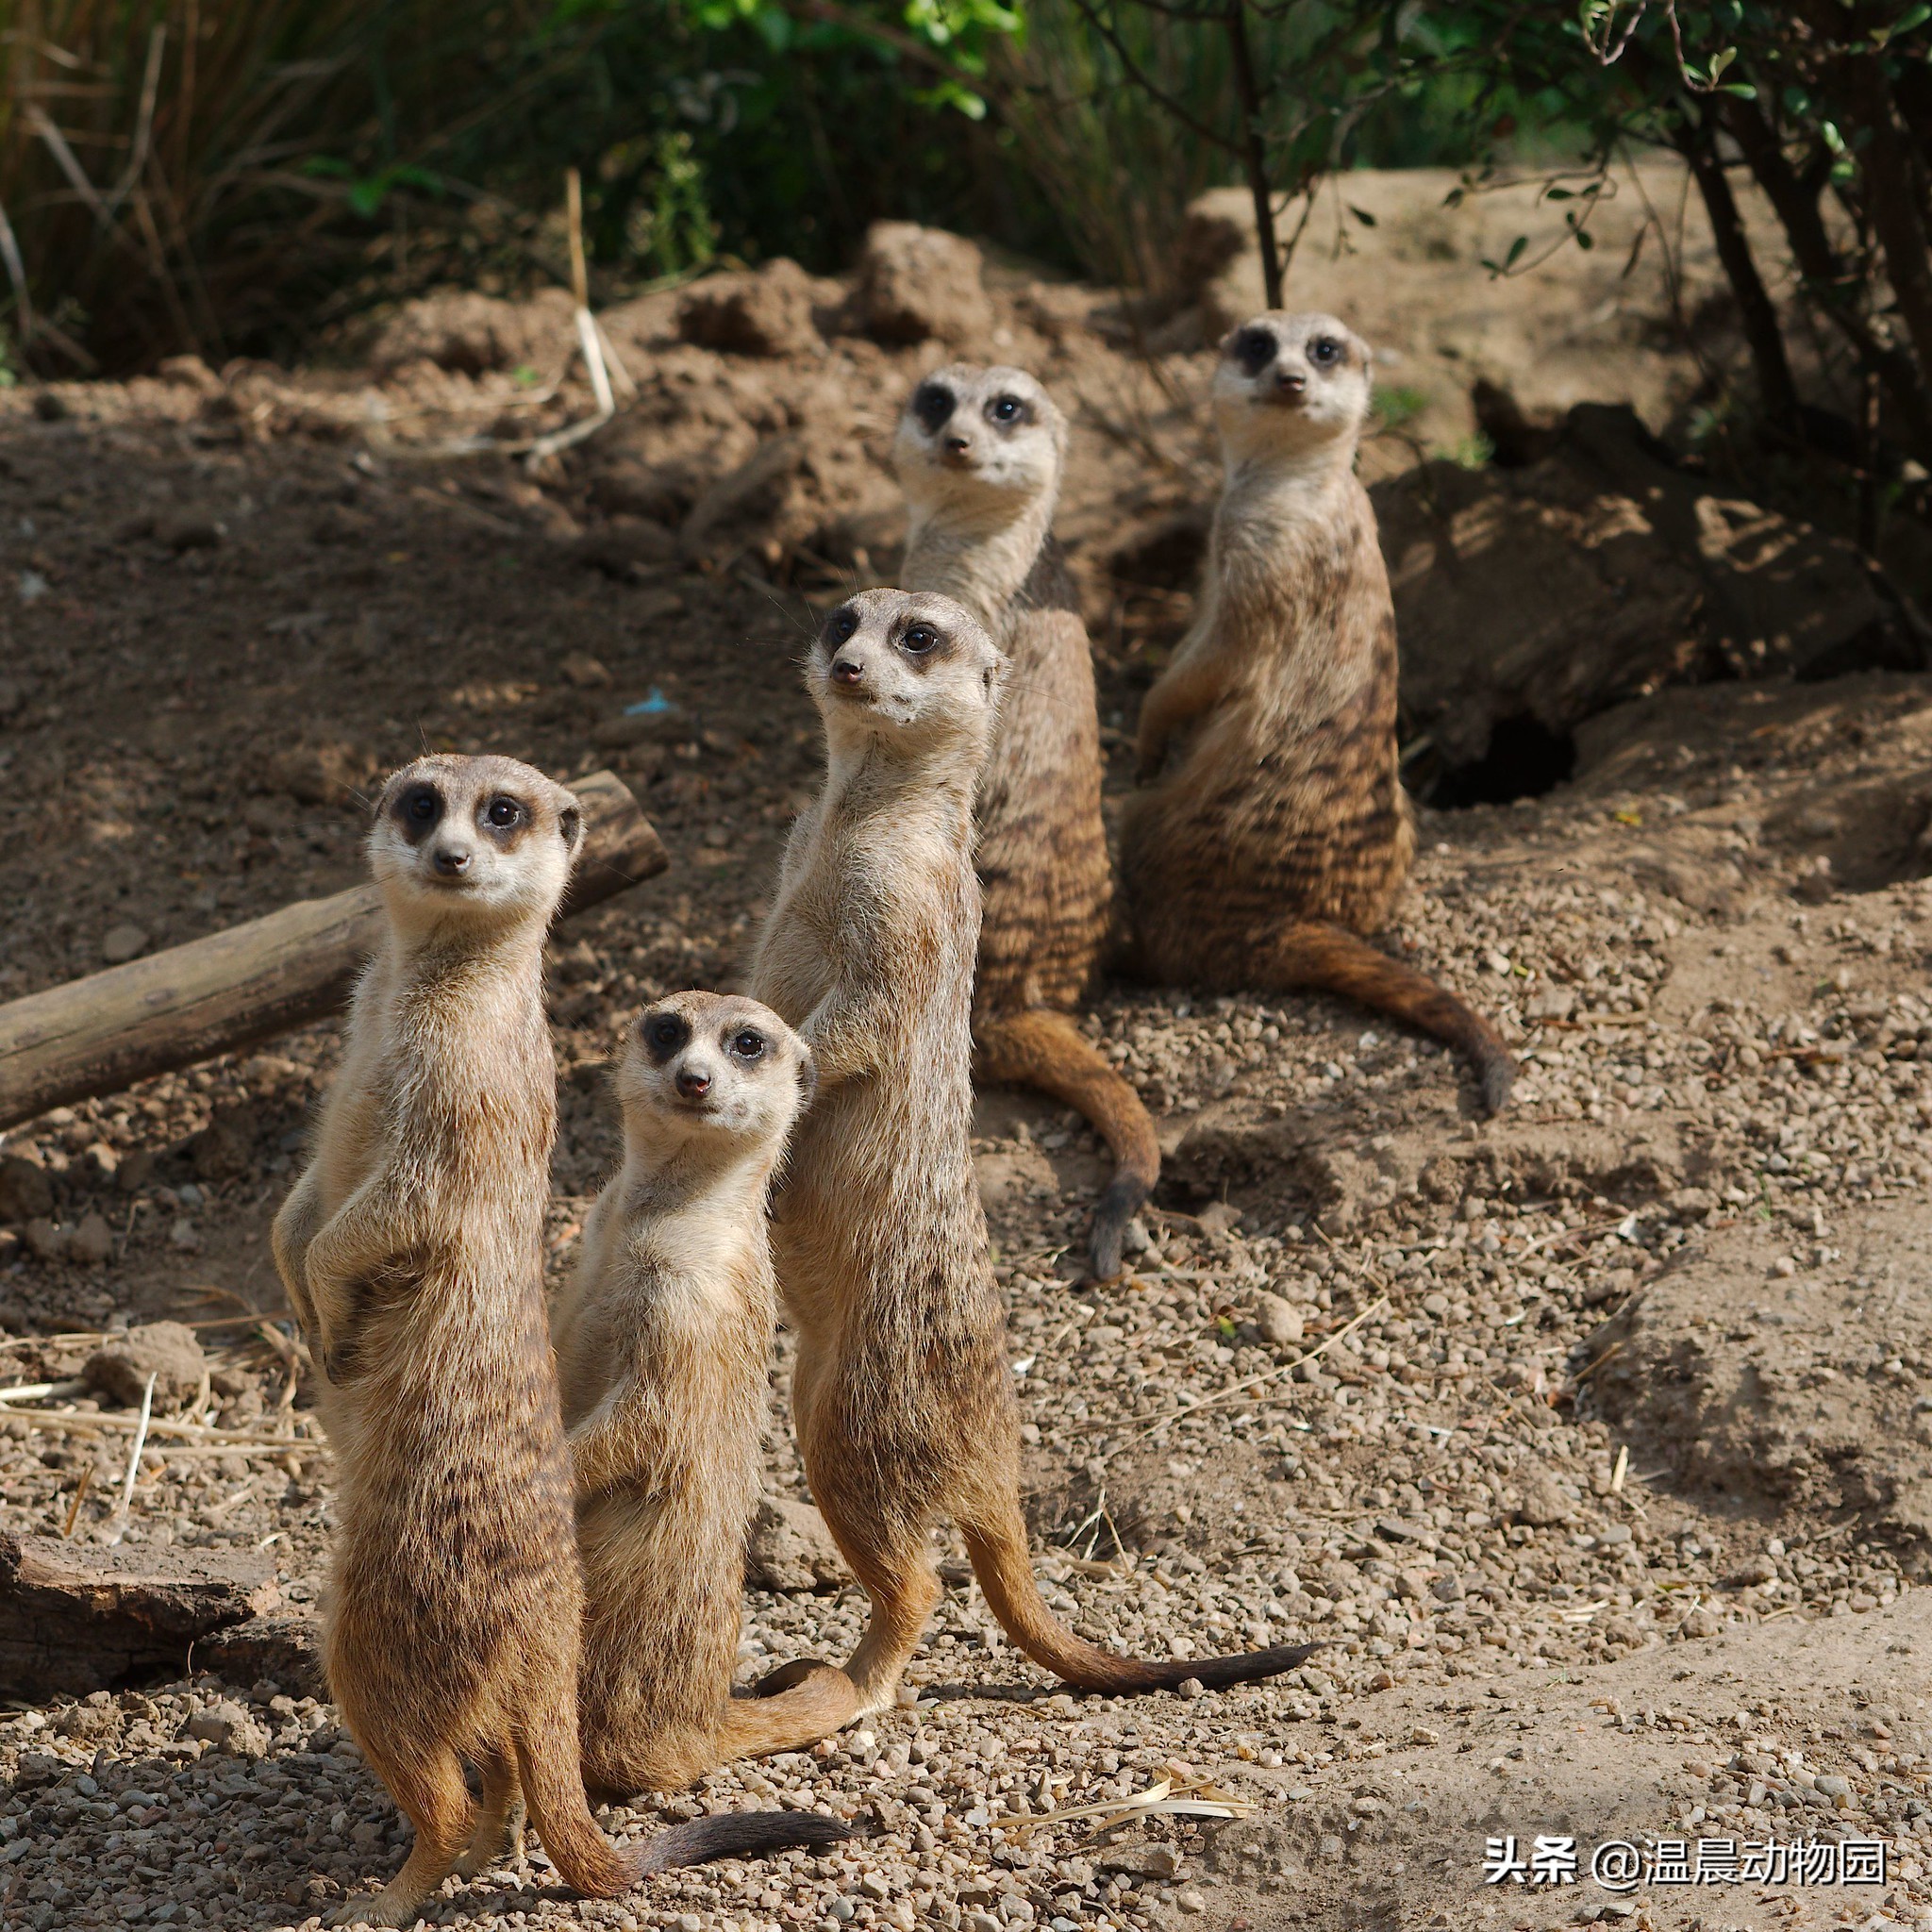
[749,589,1318,1716]
[272,755,846,1927]
[895,365,1159,1280]
[1122,311,1514,1113]
[551,990,859,1795]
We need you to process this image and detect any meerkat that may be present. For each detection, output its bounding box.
[894,365,1159,1280]
[748,589,1318,1716]
[1122,312,1515,1113]
[550,990,858,1795]
[271,756,846,1927]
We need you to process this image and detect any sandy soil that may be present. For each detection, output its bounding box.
[3,175,1932,1932]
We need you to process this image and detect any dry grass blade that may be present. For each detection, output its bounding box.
[101,1369,157,1546]
[992,1772,1259,1841]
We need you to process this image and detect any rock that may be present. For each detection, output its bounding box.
[190,1105,258,1182]
[854,222,993,345]
[1516,1472,1574,1527]
[267,741,362,807]
[1678,1607,1721,1639]
[100,923,150,965]
[1103,1844,1181,1879]
[156,355,224,396]
[560,652,611,689]
[1527,985,1577,1021]
[182,1699,269,1757]
[678,258,824,358]
[0,676,25,722]
[67,1213,112,1266]
[568,515,678,579]
[1251,1292,1305,1348]
[152,512,225,552]
[87,1322,208,1407]
[1196,1199,1242,1236]
[24,1218,66,1262]
[0,1154,55,1224]
[746,1496,847,1592]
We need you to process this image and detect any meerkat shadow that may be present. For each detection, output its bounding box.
[911,1680,1058,1706]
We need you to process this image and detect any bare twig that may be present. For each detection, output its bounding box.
[102,1372,158,1546]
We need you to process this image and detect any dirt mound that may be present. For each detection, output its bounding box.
[1589,1201,1932,1571]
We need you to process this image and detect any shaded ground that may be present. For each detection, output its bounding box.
[3,173,1932,1932]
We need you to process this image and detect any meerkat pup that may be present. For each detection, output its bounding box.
[551,990,858,1795]
[272,756,845,1927]
[749,589,1317,1716]
[895,365,1159,1279]
[1122,311,1515,1113]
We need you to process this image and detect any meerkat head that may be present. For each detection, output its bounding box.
[1212,311,1372,466]
[369,753,583,936]
[807,587,1005,766]
[617,991,812,1159]
[893,364,1065,525]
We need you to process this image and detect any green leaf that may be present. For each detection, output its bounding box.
[1574,226,1595,250]
[1349,204,1377,226]
[1505,234,1528,267]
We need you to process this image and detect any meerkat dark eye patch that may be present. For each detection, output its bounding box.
[824,607,860,646]
[1231,326,1276,376]
[642,1012,691,1060]
[910,382,955,434]
[986,393,1028,427]
[395,784,441,840]
[728,1028,766,1060]
[483,795,525,833]
[1308,336,1343,367]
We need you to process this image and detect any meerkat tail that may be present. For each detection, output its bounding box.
[716,1659,862,1759]
[1271,921,1515,1116]
[960,1508,1320,1696]
[519,1712,851,1893]
[631,1811,856,1872]
[974,1008,1161,1279]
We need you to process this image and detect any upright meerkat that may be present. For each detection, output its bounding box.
[1122,311,1514,1113]
[895,365,1158,1279]
[551,990,858,1795]
[749,590,1317,1716]
[272,756,845,1927]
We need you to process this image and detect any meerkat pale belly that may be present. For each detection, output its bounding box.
[750,589,1318,1717]
[895,364,1158,1279]
[1123,311,1514,1113]
[272,756,846,1928]
[550,991,858,1793]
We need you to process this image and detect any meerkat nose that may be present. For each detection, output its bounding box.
[676,1067,712,1099]
[1276,369,1307,395]
[432,844,472,876]
[943,435,970,456]
[830,657,864,686]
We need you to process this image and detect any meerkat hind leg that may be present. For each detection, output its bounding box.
[817,1516,943,1717]
[331,1742,474,1927]
[453,1744,525,1880]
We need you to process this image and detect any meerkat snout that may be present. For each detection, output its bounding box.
[623,992,811,1142]
[1214,310,1373,460]
[808,588,1005,741]
[372,753,584,926]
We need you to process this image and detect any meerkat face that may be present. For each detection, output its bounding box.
[618,991,811,1153]
[893,364,1065,518]
[808,587,1005,758]
[369,753,583,930]
[1212,311,1372,463]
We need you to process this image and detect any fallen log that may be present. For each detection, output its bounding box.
[0,768,668,1132]
[0,1531,282,1697]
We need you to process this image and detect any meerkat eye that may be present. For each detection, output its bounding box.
[485,795,524,829]
[910,381,954,434]
[402,785,440,824]
[825,608,859,646]
[900,624,941,657]
[728,1029,766,1060]
[987,394,1024,425]
[1309,337,1343,368]
[1232,327,1275,376]
[644,1014,689,1056]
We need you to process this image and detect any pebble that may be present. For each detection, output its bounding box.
[99,922,149,964]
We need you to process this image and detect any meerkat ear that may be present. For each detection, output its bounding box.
[558,800,584,858]
[793,1044,819,1113]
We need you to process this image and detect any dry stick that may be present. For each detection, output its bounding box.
[0,192,33,341]
[525,168,619,465]
[60,1466,92,1540]
[103,1372,158,1546]
[103,25,166,221]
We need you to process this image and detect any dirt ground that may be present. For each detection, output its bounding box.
[4,164,1932,1932]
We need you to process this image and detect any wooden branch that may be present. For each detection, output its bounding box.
[0,769,668,1132]
[0,1530,281,1698]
